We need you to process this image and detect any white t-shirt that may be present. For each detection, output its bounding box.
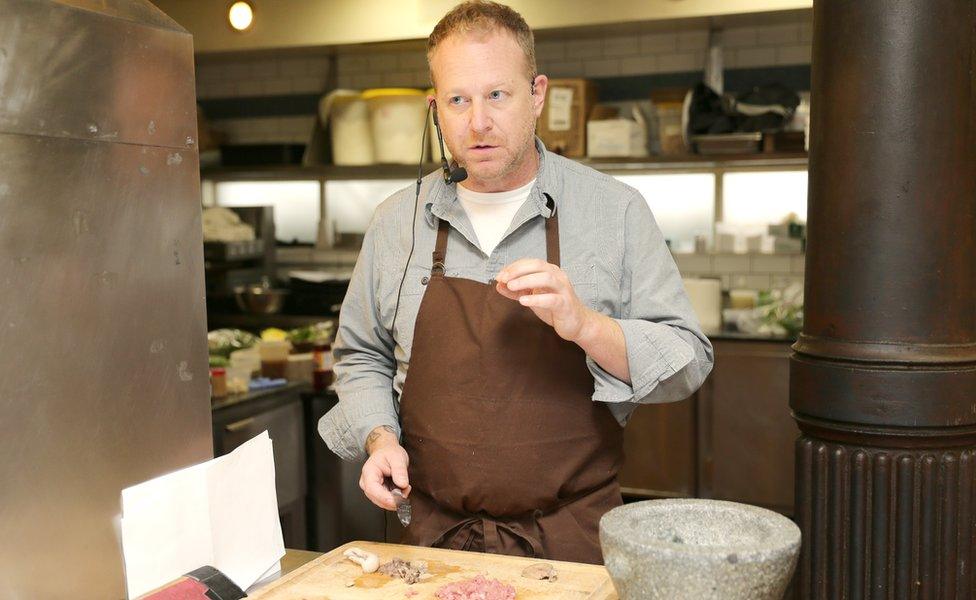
[456,178,536,256]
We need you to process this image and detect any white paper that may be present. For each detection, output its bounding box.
[120,431,285,599]
[547,87,574,131]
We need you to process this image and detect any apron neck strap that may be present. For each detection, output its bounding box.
[544,204,560,268]
[430,203,561,276]
[432,219,450,275]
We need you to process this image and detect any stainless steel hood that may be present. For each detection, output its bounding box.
[0,1,212,597]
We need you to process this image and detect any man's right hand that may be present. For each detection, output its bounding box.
[359,425,411,511]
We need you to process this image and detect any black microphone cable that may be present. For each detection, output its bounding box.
[391,101,432,337]
[390,100,435,426]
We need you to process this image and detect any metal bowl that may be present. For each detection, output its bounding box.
[233,285,288,314]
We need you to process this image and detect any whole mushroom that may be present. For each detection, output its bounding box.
[343,547,380,574]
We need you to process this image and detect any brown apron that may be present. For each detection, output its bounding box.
[399,209,624,565]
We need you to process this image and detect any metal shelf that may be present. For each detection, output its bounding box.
[207,313,337,332]
[200,153,809,182]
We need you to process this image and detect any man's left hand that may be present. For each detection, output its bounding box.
[495,258,593,342]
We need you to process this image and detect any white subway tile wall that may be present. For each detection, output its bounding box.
[604,36,641,58]
[675,252,806,291]
[583,58,623,77]
[720,27,759,49]
[733,274,773,291]
[757,24,800,46]
[673,254,713,275]
[776,43,813,66]
[750,255,792,274]
[656,51,704,73]
[731,46,779,69]
[195,18,810,145]
[565,38,606,60]
[791,255,806,274]
[620,55,657,75]
[639,32,678,53]
[714,255,751,274]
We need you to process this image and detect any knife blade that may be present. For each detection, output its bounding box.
[385,478,412,526]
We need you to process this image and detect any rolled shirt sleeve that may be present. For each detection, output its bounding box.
[319,220,401,462]
[587,190,714,423]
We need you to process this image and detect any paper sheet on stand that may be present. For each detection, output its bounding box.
[120,431,285,598]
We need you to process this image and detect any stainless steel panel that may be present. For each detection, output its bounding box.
[0,2,210,598]
[0,0,197,150]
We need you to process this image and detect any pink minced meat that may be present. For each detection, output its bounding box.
[434,575,516,600]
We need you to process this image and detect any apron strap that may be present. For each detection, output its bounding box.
[429,515,544,558]
[431,218,450,276]
[432,198,560,275]
[544,206,560,267]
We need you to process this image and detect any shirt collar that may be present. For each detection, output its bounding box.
[424,136,556,226]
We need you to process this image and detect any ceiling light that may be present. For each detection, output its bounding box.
[228,1,254,32]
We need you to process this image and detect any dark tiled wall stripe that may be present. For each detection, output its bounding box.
[199,65,811,121]
[219,144,308,166]
[724,65,811,95]
[596,65,811,101]
[595,71,705,101]
[199,94,322,120]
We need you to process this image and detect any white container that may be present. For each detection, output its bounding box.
[729,289,759,309]
[224,365,252,394]
[257,340,291,362]
[229,348,261,376]
[715,232,738,254]
[682,277,722,334]
[746,233,775,253]
[319,90,374,165]
[285,353,315,383]
[363,88,428,164]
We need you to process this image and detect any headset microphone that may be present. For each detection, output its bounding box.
[430,100,468,184]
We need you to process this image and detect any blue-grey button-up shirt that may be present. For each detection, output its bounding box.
[320,138,714,462]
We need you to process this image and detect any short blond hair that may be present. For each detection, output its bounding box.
[427,1,537,85]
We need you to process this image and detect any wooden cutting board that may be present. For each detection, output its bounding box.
[250,541,618,599]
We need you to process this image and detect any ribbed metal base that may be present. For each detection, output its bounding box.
[794,432,976,599]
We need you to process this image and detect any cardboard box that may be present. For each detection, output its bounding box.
[587,119,648,158]
[537,78,597,157]
[650,88,690,156]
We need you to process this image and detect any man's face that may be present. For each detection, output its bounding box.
[429,30,547,192]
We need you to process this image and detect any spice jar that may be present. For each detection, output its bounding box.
[210,367,228,399]
[312,342,334,393]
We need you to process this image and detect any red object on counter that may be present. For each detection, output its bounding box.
[209,368,227,398]
[138,577,209,599]
[312,368,334,393]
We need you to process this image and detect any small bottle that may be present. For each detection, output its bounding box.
[312,342,334,393]
[210,367,228,399]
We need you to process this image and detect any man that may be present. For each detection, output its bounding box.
[321,0,713,564]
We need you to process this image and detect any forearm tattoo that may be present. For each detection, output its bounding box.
[365,425,397,452]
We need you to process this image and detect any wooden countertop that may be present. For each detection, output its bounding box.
[246,549,323,594]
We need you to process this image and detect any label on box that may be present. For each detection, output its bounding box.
[548,87,574,132]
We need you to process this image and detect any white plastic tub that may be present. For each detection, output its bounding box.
[363,88,428,164]
[319,89,374,165]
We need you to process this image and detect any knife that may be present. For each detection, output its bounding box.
[385,477,412,526]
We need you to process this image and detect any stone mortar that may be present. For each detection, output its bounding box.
[599,499,801,600]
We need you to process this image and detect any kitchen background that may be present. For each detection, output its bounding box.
[157,0,813,555]
[192,10,812,327]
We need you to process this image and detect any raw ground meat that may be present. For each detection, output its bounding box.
[434,575,516,600]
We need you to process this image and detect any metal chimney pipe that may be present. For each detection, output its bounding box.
[0,2,211,597]
[792,0,976,597]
